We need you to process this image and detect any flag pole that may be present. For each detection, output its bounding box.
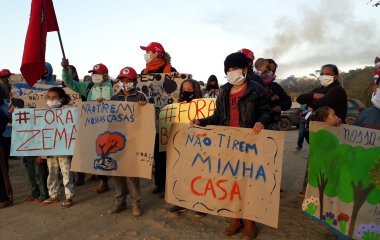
[57,31,66,59]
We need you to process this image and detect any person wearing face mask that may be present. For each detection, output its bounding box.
[39,87,75,208]
[0,69,14,106]
[353,81,380,130]
[239,48,265,87]
[190,52,271,239]
[297,64,347,122]
[140,42,177,195]
[108,66,148,216]
[204,75,221,98]
[258,58,292,130]
[140,42,177,74]
[61,58,113,194]
[178,79,203,102]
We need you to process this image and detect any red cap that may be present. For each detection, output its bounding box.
[117,67,137,79]
[0,69,14,77]
[88,63,108,74]
[140,42,165,54]
[240,48,255,60]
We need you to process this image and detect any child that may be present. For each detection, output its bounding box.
[254,58,275,85]
[168,79,204,216]
[109,67,147,217]
[41,87,74,208]
[192,52,271,239]
[299,106,340,197]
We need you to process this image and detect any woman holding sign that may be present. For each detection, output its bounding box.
[140,42,177,195]
[109,66,148,217]
[191,52,271,239]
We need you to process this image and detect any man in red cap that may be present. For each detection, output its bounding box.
[61,58,113,193]
[0,69,14,105]
[239,48,265,87]
[109,66,147,216]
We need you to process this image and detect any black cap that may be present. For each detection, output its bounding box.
[224,52,248,74]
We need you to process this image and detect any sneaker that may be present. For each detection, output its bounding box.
[168,205,187,214]
[108,203,127,214]
[132,203,142,217]
[41,197,60,205]
[96,180,109,194]
[296,146,302,151]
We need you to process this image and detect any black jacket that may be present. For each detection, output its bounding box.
[198,80,271,128]
[297,81,347,121]
[268,82,292,122]
[111,89,147,102]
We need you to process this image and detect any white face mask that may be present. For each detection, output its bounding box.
[92,74,103,84]
[226,69,245,86]
[375,62,380,68]
[319,75,335,87]
[118,81,135,92]
[144,53,152,63]
[47,99,62,108]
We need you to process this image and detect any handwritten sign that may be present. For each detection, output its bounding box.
[159,98,216,151]
[165,123,284,228]
[303,122,380,240]
[71,101,156,179]
[12,83,81,108]
[10,108,77,156]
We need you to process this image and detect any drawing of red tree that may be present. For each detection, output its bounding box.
[94,132,126,171]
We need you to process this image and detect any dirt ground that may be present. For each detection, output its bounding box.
[0,129,339,240]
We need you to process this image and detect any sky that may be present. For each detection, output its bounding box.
[1,0,379,83]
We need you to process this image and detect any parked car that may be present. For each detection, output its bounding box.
[280,107,302,131]
[346,99,366,124]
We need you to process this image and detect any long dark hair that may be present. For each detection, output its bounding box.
[47,87,71,106]
[179,79,203,102]
[321,64,339,75]
[206,75,219,91]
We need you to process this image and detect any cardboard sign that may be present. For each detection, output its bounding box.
[303,122,380,240]
[71,101,156,179]
[11,83,81,108]
[165,123,284,228]
[159,98,216,151]
[10,108,77,156]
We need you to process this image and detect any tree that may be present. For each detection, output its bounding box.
[96,131,126,165]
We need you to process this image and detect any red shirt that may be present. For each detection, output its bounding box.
[229,85,247,127]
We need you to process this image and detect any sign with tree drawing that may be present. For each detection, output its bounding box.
[303,122,380,240]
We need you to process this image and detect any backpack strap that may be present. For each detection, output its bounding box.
[86,82,95,99]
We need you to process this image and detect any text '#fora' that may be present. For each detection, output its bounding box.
[81,102,135,127]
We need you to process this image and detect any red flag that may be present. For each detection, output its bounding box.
[20,0,59,86]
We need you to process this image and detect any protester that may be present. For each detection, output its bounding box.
[297,64,347,122]
[0,69,13,105]
[140,42,176,195]
[204,75,220,98]
[353,81,380,130]
[83,75,92,83]
[169,79,205,217]
[299,106,341,197]
[40,87,74,208]
[0,107,12,208]
[39,62,59,85]
[61,58,113,194]
[109,66,147,216]
[296,104,311,151]
[239,48,264,86]
[140,42,176,74]
[191,52,271,239]
[255,58,291,130]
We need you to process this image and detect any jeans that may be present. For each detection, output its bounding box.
[26,157,49,200]
[113,176,141,205]
[46,156,74,199]
[297,120,306,148]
